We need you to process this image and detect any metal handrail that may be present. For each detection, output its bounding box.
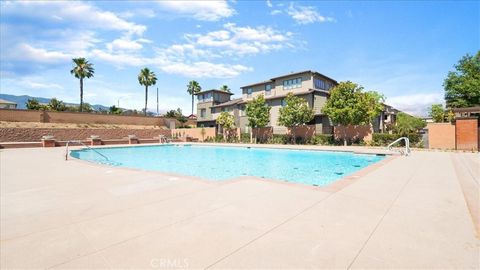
[65,140,110,161]
[387,137,411,156]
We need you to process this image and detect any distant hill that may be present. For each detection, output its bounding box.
[0,94,110,111]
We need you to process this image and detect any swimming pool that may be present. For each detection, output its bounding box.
[71,145,385,186]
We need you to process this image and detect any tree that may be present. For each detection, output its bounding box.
[278,93,314,143]
[48,98,66,111]
[177,115,188,127]
[322,81,384,146]
[216,111,236,142]
[187,80,201,115]
[394,112,426,136]
[109,105,123,115]
[245,94,271,143]
[428,104,445,123]
[26,98,41,110]
[165,110,177,118]
[70,58,94,112]
[220,85,231,93]
[444,51,480,108]
[138,68,157,116]
[78,103,93,112]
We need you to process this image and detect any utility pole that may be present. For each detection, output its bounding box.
[156,87,159,116]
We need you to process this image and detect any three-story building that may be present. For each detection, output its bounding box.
[197,70,338,134]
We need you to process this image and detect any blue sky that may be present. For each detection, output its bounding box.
[0,0,478,116]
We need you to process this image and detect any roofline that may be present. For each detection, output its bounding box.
[240,70,338,89]
[195,89,234,95]
[211,99,243,108]
[0,99,17,104]
[452,106,480,112]
[238,89,328,104]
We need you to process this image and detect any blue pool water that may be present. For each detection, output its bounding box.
[71,145,385,186]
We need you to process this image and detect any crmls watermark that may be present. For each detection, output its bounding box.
[150,258,189,269]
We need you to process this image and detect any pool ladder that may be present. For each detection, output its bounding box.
[65,140,110,161]
[387,137,411,156]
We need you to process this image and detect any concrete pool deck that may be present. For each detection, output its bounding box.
[1,145,478,269]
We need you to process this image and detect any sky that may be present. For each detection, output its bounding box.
[0,0,478,116]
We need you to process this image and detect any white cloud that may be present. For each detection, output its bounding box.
[1,1,146,35]
[106,37,152,52]
[8,44,72,64]
[266,0,273,8]
[287,4,335,24]
[386,93,444,117]
[157,1,235,21]
[159,62,251,78]
[186,23,293,56]
[270,10,282,15]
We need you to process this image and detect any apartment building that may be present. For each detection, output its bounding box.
[196,70,338,134]
[196,89,234,128]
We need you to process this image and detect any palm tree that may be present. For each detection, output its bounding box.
[138,68,157,116]
[70,58,94,112]
[187,80,202,115]
[220,85,231,93]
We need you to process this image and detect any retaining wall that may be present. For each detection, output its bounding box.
[0,108,188,127]
[0,128,171,142]
[334,125,373,142]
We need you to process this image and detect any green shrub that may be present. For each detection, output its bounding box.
[214,135,224,143]
[371,133,422,147]
[266,134,289,144]
[307,134,334,145]
[240,133,250,143]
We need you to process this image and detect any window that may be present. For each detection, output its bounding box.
[200,109,206,118]
[282,78,302,90]
[314,79,326,90]
[240,106,246,116]
[281,99,287,107]
[247,88,253,97]
[265,84,271,95]
[211,108,215,114]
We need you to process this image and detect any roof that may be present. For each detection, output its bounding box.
[195,89,234,95]
[241,70,338,89]
[452,106,480,113]
[0,99,17,105]
[238,89,329,104]
[211,98,243,108]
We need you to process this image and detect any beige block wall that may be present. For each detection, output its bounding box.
[171,127,215,142]
[334,125,373,142]
[0,128,170,142]
[0,109,179,127]
[427,123,455,150]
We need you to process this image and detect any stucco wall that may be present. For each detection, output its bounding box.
[456,118,478,151]
[334,125,373,142]
[427,123,456,150]
[0,109,181,127]
[171,127,216,142]
[0,128,171,142]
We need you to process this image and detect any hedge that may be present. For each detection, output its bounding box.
[371,133,422,147]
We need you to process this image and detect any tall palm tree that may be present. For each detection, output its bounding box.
[70,58,94,112]
[187,80,202,115]
[220,85,231,93]
[138,68,157,116]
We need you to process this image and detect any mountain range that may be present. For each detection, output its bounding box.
[0,94,110,111]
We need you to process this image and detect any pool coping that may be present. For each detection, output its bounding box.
[67,142,398,193]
